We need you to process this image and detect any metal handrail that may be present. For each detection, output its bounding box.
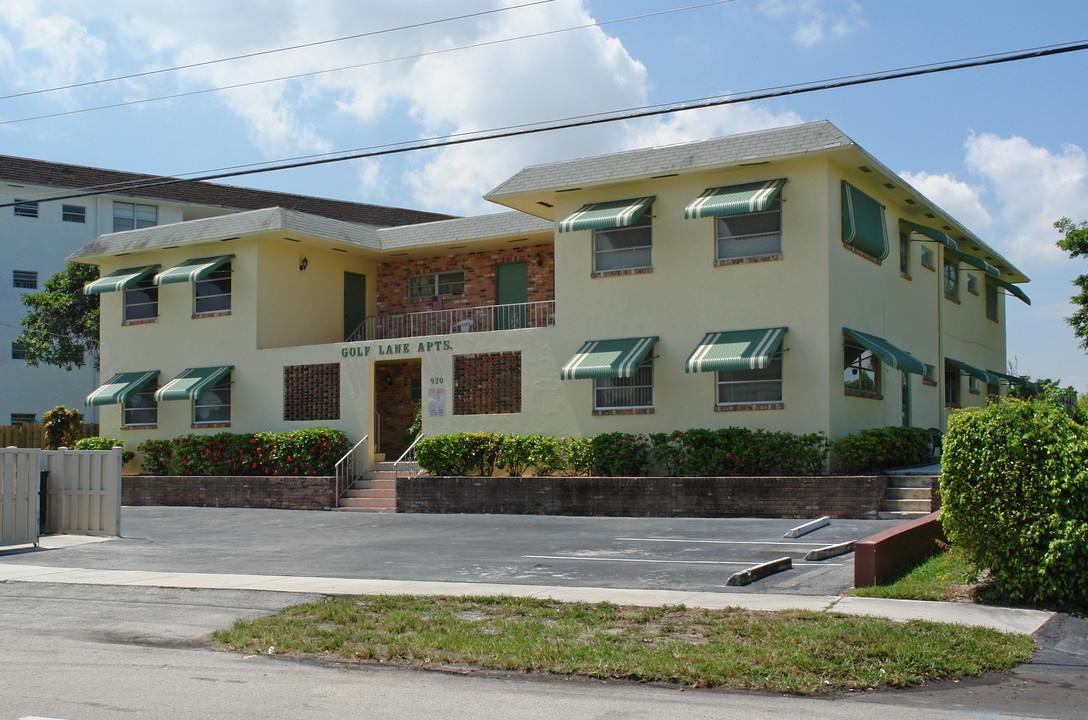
[372,410,380,453]
[346,300,556,342]
[393,433,424,481]
[334,434,368,501]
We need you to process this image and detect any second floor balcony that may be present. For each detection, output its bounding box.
[347,300,556,342]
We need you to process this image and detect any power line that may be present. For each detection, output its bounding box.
[0,1,737,128]
[0,0,558,102]
[4,39,1086,209]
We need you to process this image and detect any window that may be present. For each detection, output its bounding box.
[717,353,782,406]
[13,270,37,289]
[194,260,231,314]
[11,342,26,360]
[966,274,978,295]
[716,201,781,261]
[923,363,937,385]
[968,375,979,394]
[194,374,231,424]
[987,383,1000,399]
[943,258,958,300]
[124,277,158,322]
[594,213,652,272]
[408,270,465,298]
[985,282,999,321]
[594,358,653,410]
[62,204,86,223]
[10,413,35,425]
[920,246,935,269]
[844,341,880,396]
[123,383,158,426]
[113,202,157,232]
[13,199,37,218]
[945,366,961,407]
[899,231,910,275]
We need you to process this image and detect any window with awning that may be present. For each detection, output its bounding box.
[560,337,656,380]
[155,366,233,401]
[993,277,1031,305]
[684,179,785,220]
[86,370,158,407]
[945,358,1001,386]
[841,182,888,260]
[153,255,233,285]
[946,248,999,278]
[989,371,1039,393]
[558,197,654,233]
[685,327,786,373]
[842,328,926,376]
[898,220,957,250]
[82,266,159,295]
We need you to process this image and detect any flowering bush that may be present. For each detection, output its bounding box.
[137,439,173,475]
[136,428,348,476]
[73,437,135,464]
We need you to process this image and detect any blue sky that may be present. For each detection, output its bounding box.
[1,0,1085,391]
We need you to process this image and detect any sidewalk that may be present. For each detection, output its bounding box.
[0,552,1053,636]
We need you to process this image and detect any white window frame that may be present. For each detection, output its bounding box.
[62,204,86,223]
[593,214,652,273]
[193,374,231,425]
[716,201,782,262]
[123,384,158,426]
[716,353,783,406]
[13,270,37,289]
[408,270,465,299]
[594,358,653,411]
[844,341,880,396]
[920,246,935,269]
[124,277,158,322]
[966,273,978,295]
[968,375,979,394]
[194,261,231,315]
[943,258,959,300]
[113,202,157,232]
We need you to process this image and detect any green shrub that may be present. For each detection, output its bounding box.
[564,436,593,476]
[832,427,932,474]
[137,439,173,475]
[269,428,349,476]
[648,431,685,476]
[73,437,135,464]
[496,435,534,477]
[415,433,502,476]
[580,432,650,477]
[652,428,829,476]
[524,435,568,476]
[42,405,83,450]
[940,400,1088,609]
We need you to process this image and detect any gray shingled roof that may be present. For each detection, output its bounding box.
[485,121,854,199]
[379,211,552,249]
[0,154,454,227]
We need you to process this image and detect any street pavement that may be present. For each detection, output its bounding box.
[0,506,1084,719]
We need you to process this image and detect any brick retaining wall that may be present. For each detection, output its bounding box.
[397,475,888,519]
[122,475,336,511]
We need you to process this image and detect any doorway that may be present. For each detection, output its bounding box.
[343,272,367,341]
[495,261,528,330]
[374,359,421,460]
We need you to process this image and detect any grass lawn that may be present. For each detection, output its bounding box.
[212,594,1032,694]
[849,548,983,602]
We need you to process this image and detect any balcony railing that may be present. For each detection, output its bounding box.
[347,300,555,342]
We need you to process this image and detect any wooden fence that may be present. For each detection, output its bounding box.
[0,423,100,449]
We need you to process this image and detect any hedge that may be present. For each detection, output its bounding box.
[136,428,349,477]
[831,426,932,474]
[940,399,1088,609]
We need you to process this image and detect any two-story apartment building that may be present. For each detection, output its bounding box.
[1,156,449,426]
[70,121,1031,465]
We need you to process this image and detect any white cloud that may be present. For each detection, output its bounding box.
[898,170,993,236]
[0,0,109,98]
[760,0,866,48]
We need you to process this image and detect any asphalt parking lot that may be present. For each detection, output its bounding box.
[1,506,898,595]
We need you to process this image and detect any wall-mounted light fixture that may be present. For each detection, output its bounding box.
[535,253,543,266]
[299,257,308,271]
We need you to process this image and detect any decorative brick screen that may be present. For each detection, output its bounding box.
[283,363,340,421]
[454,352,521,415]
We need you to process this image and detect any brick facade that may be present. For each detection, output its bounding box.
[377,244,554,317]
[283,363,340,421]
[454,352,521,415]
[122,475,336,511]
[396,475,888,519]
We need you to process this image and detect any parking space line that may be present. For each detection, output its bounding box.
[523,555,843,567]
[616,537,826,547]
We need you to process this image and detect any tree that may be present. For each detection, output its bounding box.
[1054,217,1088,352]
[16,262,100,370]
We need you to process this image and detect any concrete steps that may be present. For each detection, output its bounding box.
[878,474,937,520]
[335,461,421,511]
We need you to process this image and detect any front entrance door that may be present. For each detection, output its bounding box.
[901,372,911,427]
[495,261,528,330]
[344,272,367,341]
[374,359,421,460]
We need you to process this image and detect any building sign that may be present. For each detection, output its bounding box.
[427,388,446,416]
[341,339,452,358]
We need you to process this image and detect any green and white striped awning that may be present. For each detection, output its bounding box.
[82,265,159,295]
[899,220,957,250]
[946,358,1001,386]
[684,179,785,220]
[993,277,1031,305]
[560,337,656,380]
[154,255,233,286]
[558,197,654,233]
[843,327,926,376]
[685,327,787,373]
[86,370,158,407]
[155,366,233,401]
[989,371,1039,393]
[841,182,889,260]
[946,248,999,278]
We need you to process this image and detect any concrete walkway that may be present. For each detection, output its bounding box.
[0,550,1052,636]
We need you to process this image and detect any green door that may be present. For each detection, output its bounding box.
[495,261,528,330]
[344,272,367,341]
